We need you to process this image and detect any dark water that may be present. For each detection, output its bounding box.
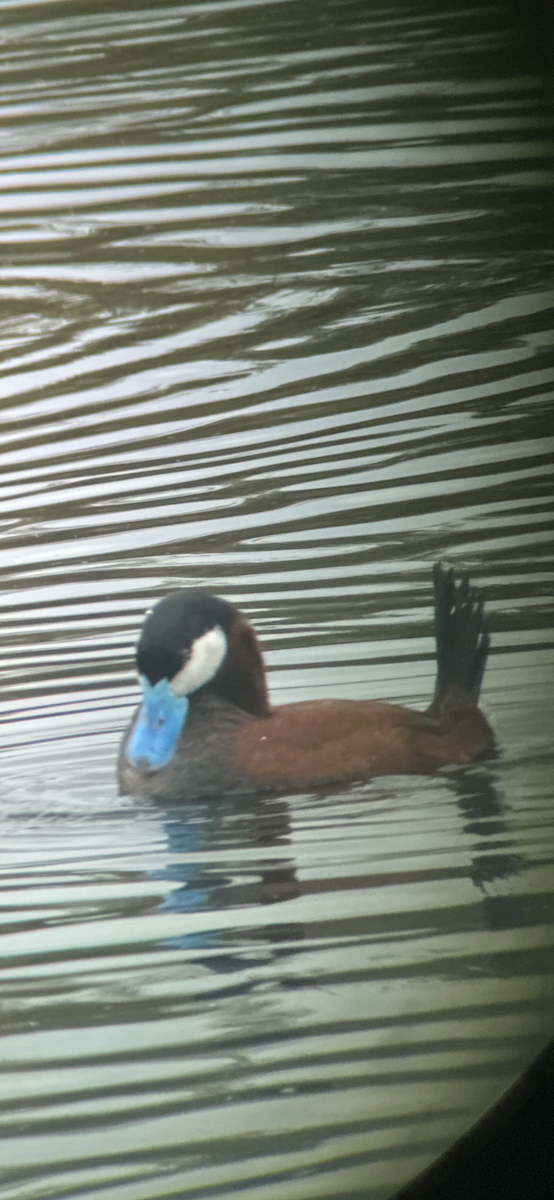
[0,2,553,1198]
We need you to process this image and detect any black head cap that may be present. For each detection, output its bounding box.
[136,589,238,685]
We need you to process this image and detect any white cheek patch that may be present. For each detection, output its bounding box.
[169,625,227,696]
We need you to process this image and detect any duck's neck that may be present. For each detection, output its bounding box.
[210,616,271,717]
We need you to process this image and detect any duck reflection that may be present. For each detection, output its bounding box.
[147,757,528,972]
[149,793,304,963]
[449,762,528,933]
[451,763,524,884]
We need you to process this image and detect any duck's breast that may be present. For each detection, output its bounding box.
[117,695,250,799]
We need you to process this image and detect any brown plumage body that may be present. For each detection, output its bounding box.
[233,697,492,788]
[118,564,494,800]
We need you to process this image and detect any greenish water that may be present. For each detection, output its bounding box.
[0,2,552,1198]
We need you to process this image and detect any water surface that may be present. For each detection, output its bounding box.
[0,2,553,1198]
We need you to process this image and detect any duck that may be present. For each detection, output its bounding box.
[117,563,494,800]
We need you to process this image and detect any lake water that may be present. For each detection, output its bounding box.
[0,2,553,1198]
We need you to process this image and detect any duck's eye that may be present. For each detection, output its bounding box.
[152,714,166,730]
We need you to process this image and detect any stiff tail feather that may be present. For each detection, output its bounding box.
[428,562,490,717]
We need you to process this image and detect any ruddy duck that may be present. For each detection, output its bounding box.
[118,563,494,800]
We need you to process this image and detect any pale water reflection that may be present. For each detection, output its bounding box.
[0,1,553,1198]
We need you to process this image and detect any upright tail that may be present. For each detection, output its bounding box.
[428,562,490,717]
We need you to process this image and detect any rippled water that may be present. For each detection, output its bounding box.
[0,2,553,1198]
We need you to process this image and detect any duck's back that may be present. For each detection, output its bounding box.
[232,697,493,790]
